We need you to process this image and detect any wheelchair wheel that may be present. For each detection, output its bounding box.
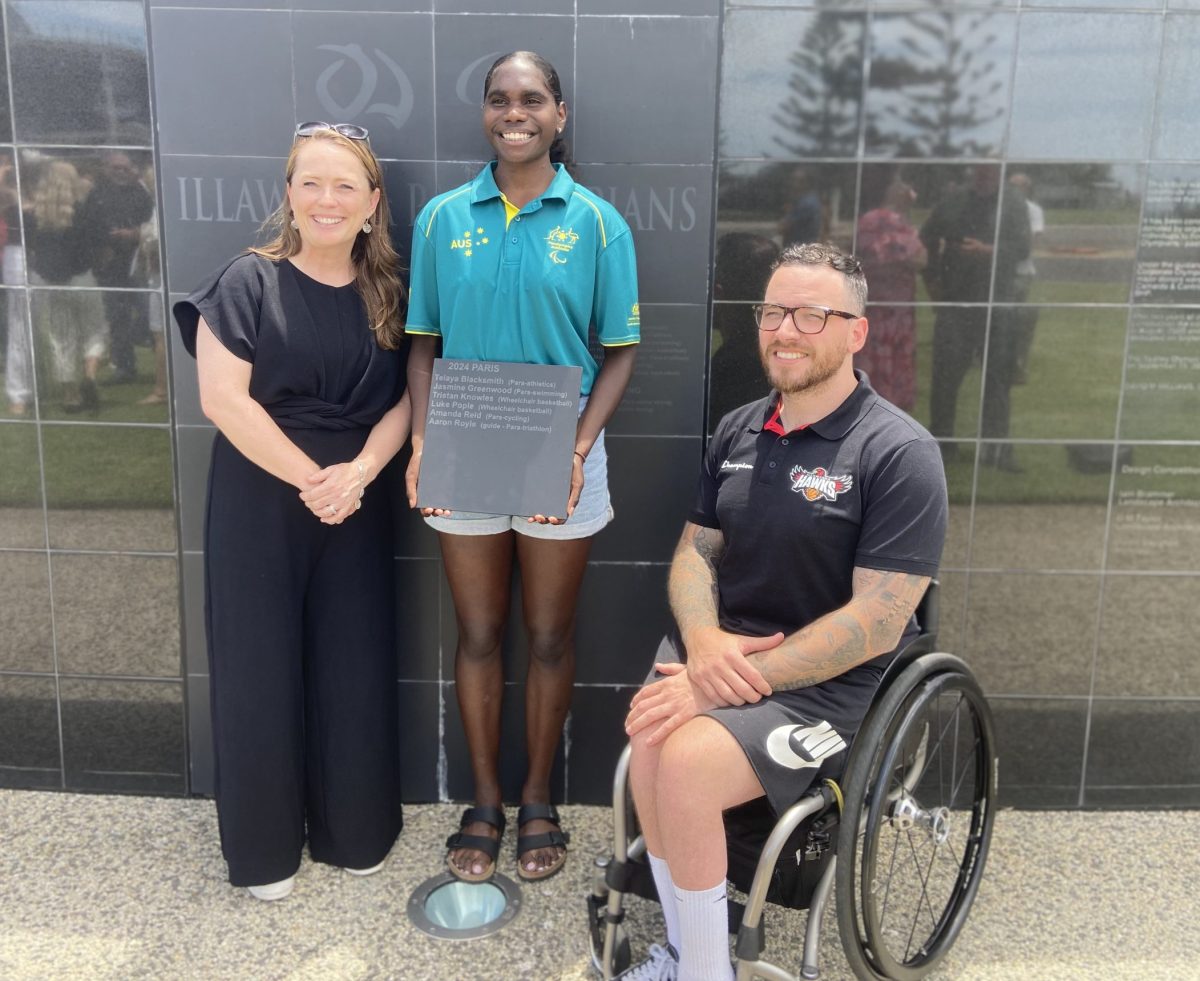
[836,654,997,980]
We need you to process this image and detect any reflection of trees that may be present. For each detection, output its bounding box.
[772,10,863,157]
[868,7,1004,157]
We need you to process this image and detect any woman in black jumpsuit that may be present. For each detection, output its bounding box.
[174,124,408,899]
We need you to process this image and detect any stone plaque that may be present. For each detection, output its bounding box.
[418,359,581,517]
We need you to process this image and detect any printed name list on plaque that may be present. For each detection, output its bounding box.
[418,359,582,518]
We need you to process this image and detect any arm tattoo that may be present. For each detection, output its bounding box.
[748,570,929,691]
[669,524,726,635]
[692,527,723,610]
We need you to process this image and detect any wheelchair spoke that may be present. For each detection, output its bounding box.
[905,829,942,959]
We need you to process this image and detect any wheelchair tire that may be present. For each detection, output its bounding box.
[835,654,997,980]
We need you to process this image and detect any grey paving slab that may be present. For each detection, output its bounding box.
[0,791,1197,980]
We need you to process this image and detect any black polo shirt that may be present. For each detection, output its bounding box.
[692,373,946,651]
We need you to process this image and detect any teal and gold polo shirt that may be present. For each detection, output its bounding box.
[406,163,640,395]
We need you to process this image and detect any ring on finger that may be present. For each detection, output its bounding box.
[354,499,362,511]
[328,504,337,516]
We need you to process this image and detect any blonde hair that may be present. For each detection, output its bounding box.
[250,128,405,350]
[31,161,87,231]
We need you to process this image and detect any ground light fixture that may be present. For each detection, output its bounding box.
[406,872,522,940]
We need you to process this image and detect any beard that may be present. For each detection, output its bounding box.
[759,339,847,395]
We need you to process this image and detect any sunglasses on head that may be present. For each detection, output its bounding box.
[295,121,369,141]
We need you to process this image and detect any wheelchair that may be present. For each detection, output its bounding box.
[586,583,998,980]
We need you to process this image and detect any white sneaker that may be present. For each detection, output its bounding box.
[345,860,386,877]
[246,876,295,901]
[616,943,678,980]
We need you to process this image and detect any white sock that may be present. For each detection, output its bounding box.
[675,881,733,981]
[648,853,682,953]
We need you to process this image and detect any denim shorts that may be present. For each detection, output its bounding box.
[424,398,613,541]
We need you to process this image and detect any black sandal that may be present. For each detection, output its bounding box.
[445,805,506,882]
[515,803,570,882]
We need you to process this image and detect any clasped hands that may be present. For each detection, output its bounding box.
[404,445,585,524]
[299,459,367,526]
[624,627,785,746]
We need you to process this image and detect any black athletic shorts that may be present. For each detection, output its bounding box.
[645,628,884,816]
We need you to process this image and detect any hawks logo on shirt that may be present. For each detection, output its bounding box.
[789,465,852,502]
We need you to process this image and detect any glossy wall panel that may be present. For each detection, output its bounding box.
[715,3,1200,810]
[0,674,61,789]
[9,1,151,146]
[0,0,181,795]
[0,550,53,673]
[3,1,1196,811]
[1008,12,1160,160]
[864,9,1017,159]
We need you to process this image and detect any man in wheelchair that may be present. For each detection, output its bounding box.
[622,242,948,980]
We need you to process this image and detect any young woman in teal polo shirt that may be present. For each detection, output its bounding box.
[406,51,639,883]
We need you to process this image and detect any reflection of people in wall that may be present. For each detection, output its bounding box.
[778,166,825,247]
[919,164,1029,467]
[1008,172,1043,386]
[854,168,926,411]
[133,198,167,406]
[24,159,107,413]
[709,232,779,425]
[1,158,30,416]
[79,151,153,383]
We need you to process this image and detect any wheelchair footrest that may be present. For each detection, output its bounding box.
[603,855,658,903]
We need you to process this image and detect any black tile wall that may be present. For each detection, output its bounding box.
[59,678,185,794]
[50,553,180,678]
[578,163,714,306]
[1008,12,1161,160]
[0,673,61,788]
[150,9,293,157]
[0,422,45,548]
[9,1,151,146]
[291,12,437,164]
[0,551,53,673]
[989,697,1087,808]
[574,17,718,166]
[1085,700,1200,808]
[0,2,1194,812]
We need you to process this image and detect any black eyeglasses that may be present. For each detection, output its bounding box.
[753,303,860,334]
[295,121,369,141]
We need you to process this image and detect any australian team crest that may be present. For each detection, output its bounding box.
[789,465,853,502]
[546,225,579,264]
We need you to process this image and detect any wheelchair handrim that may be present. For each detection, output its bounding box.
[856,670,997,979]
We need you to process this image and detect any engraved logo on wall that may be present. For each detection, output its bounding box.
[315,44,414,131]
[457,52,504,105]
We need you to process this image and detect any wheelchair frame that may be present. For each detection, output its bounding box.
[587,585,999,981]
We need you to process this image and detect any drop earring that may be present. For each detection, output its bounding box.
[362,219,372,234]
